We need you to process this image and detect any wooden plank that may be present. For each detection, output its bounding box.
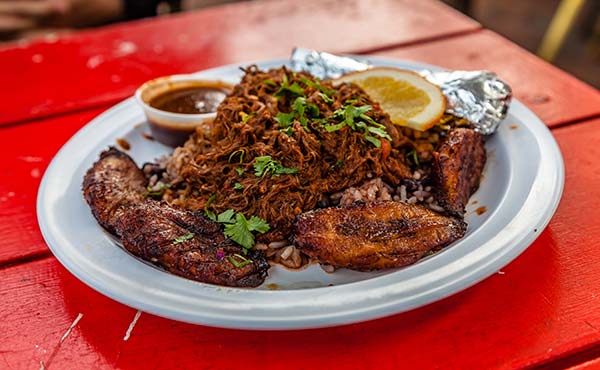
[2,119,600,369]
[374,30,600,127]
[0,108,107,265]
[0,0,479,126]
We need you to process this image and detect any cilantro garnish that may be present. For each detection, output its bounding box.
[319,92,334,104]
[253,156,298,177]
[300,77,335,96]
[228,253,253,268]
[172,232,195,245]
[214,209,270,251]
[323,104,391,148]
[275,97,320,130]
[234,182,244,190]
[235,167,245,176]
[274,73,305,98]
[280,127,294,136]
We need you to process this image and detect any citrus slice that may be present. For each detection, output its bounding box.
[336,67,446,131]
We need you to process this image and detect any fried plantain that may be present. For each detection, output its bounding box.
[293,201,466,271]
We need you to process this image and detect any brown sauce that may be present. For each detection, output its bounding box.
[149,86,229,114]
[475,206,487,215]
[116,138,131,150]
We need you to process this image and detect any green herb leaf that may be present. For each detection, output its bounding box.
[280,127,294,136]
[214,210,270,251]
[206,194,217,206]
[234,182,244,190]
[407,149,420,166]
[330,159,344,171]
[275,111,295,127]
[217,209,236,224]
[322,104,390,147]
[228,254,253,268]
[235,167,245,176]
[319,92,334,104]
[300,77,335,96]
[224,214,255,250]
[364,135,382,148]
[367,126,392,140]
[172,232,195,245]
[324,121,347,132]
[205,209,217,221]
[253,156,298,177]
[262,79,276,86]
[274,73,305,97]
[247,216,270,233]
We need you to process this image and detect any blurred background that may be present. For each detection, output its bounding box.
[1,0,598,87]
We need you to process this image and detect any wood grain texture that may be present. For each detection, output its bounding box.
[2,119,600,369]
[0,108,107,265]
[374,30,600,127]
[0,0,479,126]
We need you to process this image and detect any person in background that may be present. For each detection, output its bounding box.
[0,0,241,42]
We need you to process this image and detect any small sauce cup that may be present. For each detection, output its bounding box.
[135,75,233,147]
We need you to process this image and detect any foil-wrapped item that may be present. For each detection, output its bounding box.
[290,48,512,135]
[290,48,371,80]
[420,70,511,135]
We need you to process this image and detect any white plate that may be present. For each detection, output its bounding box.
[37,57,564,330]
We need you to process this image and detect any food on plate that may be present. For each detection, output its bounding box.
[433,128,487,216]
[335,67,446,131]
[153,66,413,244]
[83,148,269,287]
[83,65,487,287]
[292,201,466,271]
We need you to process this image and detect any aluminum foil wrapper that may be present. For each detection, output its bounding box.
[290,48,371,80]
[290,48,512,135]
[420,70,511,135]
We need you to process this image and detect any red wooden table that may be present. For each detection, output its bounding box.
[2,0,600,368]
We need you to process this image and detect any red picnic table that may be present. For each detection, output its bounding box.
[2,0,600,368]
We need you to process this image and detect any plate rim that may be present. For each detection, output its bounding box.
[36,57,564,330]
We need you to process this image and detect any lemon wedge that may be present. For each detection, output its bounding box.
[336,67,446,131]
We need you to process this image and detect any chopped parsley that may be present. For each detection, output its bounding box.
[214,209,270,251]
[235,167,245,176]
[253,156,298,177]
[234,182,244,190]
[172,232,195,245]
